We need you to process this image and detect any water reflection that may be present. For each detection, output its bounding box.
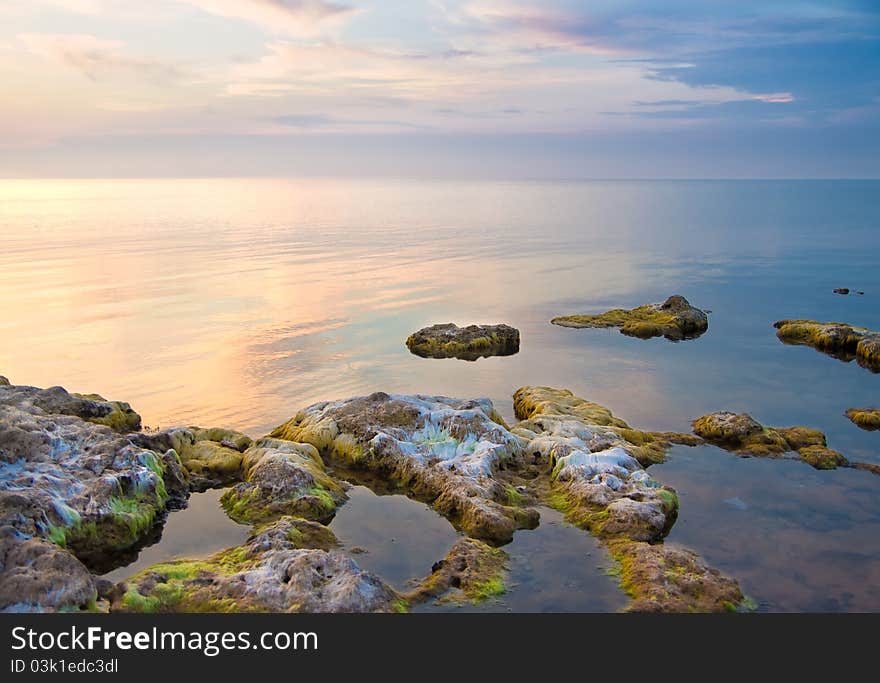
[2,178,879,610]
[101,488,251,583]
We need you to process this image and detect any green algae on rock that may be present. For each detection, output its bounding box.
[608,539,744,613]
[511,385,742,612]
[513,386,700,466]
[406,323,520,361]
[407,538,508,606]
[133,426,253,490]
[845,408,880,431]
[0,382,188,611]
[114,517,400,613]
[692,411,848,470]
[220,438,346,525]
[773,319,880,372]
[269,392,539,543]
[551,295,709,341]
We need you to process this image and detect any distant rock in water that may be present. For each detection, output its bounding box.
[845,408,880,431]
[833,288,865,295]
[692,411,848,470]
[551,295,708,341]
[406,323,520,361]
[773,319,880,373]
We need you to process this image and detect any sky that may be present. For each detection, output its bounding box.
[1,0,878,178]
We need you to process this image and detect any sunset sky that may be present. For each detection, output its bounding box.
[2,0,878,177]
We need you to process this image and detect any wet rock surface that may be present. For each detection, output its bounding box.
[846,408,880,431]
[0,533,98,613]
[269,392,539,543]
[407,538,507,605]
[552,295,709,341]
[693,411,848,470]
[774,319,880,372]
[406,323,520,360]
[220,438,346,525]
[2,379,747,613]
[0,384,180,571]
[133,426,252,490]
[115,517,401,613]
[510,386,743,612]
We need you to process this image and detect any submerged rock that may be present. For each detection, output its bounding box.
[115,517,401,613]
[774,319,880,372]
[692,411,847,470]
[220,438,347,525]
[407,538,507,605]
[511,386,743,612]
[269,392,538,543]
[846,408,880,431]
[406,323,520,361]
[551,295,708,341]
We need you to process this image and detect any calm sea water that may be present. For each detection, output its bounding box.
[2,178,878,611]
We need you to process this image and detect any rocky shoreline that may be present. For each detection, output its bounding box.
[1,376,763,613]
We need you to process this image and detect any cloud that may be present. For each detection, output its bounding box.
[18,33,185,81]
[183,0,358,37]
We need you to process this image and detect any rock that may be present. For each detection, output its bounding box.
[845,408,880,431]
[693,411,848,470]
[609,539,745,613]
[0,382,182,575]
[132,426,252,490]
[220,438,347,525]
[407,538,507,605]
[774,319,880,372]
[406,323,520,361]
[512,387,679,542]
[0,532,97,613]
[115,517,401,613]
[268,392,538,543]
[511,386,742,612]
[513,386,700,466]
[833,288,850,295]
[551,295,708,341]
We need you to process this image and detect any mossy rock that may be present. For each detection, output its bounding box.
[846,408,880,431]
[774,319,880,372]
[114,517,398,613]
[406,538,508,605]
[693,411,848,471]
[220,441,346,525]
[70,393,142,432]
[608,539,745,613]
[406,323,520,361]
[552,295,708,341]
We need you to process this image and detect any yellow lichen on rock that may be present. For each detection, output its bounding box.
[774,319,880,372]
[693,411,848,470]
[552,295,709,341]
[846,408,880,431]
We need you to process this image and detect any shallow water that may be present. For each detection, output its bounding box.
[331,487,627,611]
[101,488,251,583]
[2,178,879,610]
[415,505,627,613]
